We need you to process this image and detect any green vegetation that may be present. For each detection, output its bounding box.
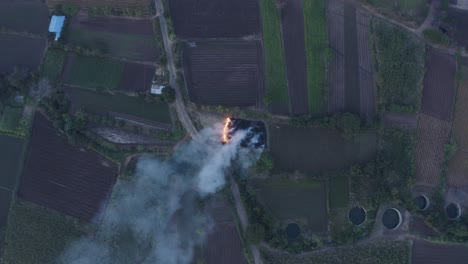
[291,113,362,139]
[262,240,410,264]
[365,0,428,25]
[88,6,145,17]
[372,20,425,112]
[2,200,85,264]
[423,28,450,46]
[0,136,25,190]
[0,106,23,134]
[258,0,289,106]
[65,56,124,91]
[255,151,274,173]
[67,88,171,124]
[329,175,349,209]
[303,0,328,113]
[161,86,176,103]
[41,49,66,81]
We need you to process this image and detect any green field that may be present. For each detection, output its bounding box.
[252,177,328,232]
[41,49,66,81]
[2,200,85,264]
[262,240,410,264]
[329,175,349,209]
[67,88,171,124]
[269,124,378,174]
[0,106,23,134]
[372,20,425,112]
[365,0,428,25]
[65,56,124,91]
[258,0,289,107]
[303,0,327,114]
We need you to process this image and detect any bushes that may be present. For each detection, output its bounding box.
[161,86,176,103]
[372,20,425,112]
[290,112,362,139]
[423,28,450,46]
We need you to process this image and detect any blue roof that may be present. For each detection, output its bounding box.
[48,15,65,41]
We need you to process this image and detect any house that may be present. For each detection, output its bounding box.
[150,84,165,95]
[48,15,65,41]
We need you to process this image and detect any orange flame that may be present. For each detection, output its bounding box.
[222,117,231,143]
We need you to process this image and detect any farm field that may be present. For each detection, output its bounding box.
[18,113,118,222]
[364,0,428,27]
[251,177,328,232]
[280,0,308,115]
[0,1,49,35]
[304,0,327,114]
[168,0,260,38]
[344,2,360,114]
[415,114,451,187]
[421,50,456,121]
[68,14,159,62]
[40,49,66,82]
[62,54,155,93]
[183,40,263,107]
[0,34,46,73]
[66,87,172,125]
[0,135,25,235]
[259,0,289,114]
[0,106,23,134]
[262,240,410,264]
[328,174,349,209]
[269,124,377,174]
[412,239,468,264]
[2,200,85,264]
[47,0,151,16]
[200,197,248,264]
[327,0,346,113]
[446,8,468,50]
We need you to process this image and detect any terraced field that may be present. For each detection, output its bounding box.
[183,40,263,107]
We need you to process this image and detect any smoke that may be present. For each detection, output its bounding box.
[58,122,261,264]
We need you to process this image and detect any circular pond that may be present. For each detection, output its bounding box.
[286,223,301,239]
[382,208,402,230]
[348,206,366,225]
[414,195,429,211]
[446,203,461,220]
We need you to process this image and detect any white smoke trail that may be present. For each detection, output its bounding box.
[58,122,260,264]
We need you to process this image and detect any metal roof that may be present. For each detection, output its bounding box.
[48,15,65,41]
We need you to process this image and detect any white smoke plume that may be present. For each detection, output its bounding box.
[58,122,260,264]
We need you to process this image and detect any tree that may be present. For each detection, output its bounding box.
[161,86,176,103]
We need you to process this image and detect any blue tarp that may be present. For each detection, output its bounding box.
[48,15,65,41]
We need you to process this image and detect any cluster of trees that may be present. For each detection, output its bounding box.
[372,20,425,112]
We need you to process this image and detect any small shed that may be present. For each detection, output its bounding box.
[151,84,165,95]
[48,15,65,41]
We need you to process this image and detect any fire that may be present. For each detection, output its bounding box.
[222,117,231,143]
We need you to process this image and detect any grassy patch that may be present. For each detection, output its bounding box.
[252,177,328,232]
[2,200,85,264]
[372,20,425,112]
[0,135,25,190]
[365,0,428,26]
[303,0,327,114]
[423,28,450,46]
[65,56,124,91]
[329,175,349,209]
[258,0,289,106]
[0,106,23,134]
[68,88,171,124]
[41,49,66,81]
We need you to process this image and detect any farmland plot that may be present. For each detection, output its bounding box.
[40,49,66,82]
[415,114,451,187]
[68,15,159,62]
[0,34,46,73]
[412,239,468,264]
[383,112,418,129]
[18,113,118,222]
[421,50,456,121]
[251,178,328,232]
[183,40,263,107]
[327,0,345,113]
[363,0,428,27]
[168,0,260,38]
[48,0,151,16]
[280,0,308,115]
[344,3,360,114]
[269,124,377,174]
[118,63,155,93]
[0,2,48,35]
[445,8,468,51]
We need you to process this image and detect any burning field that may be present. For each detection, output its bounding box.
[221,117,267,149]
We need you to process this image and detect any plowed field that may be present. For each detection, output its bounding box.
[0,34,46,73]
[183,40,263,107]
[18,113,118,222]
[412,239,468,264]
[415,114,451,187]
